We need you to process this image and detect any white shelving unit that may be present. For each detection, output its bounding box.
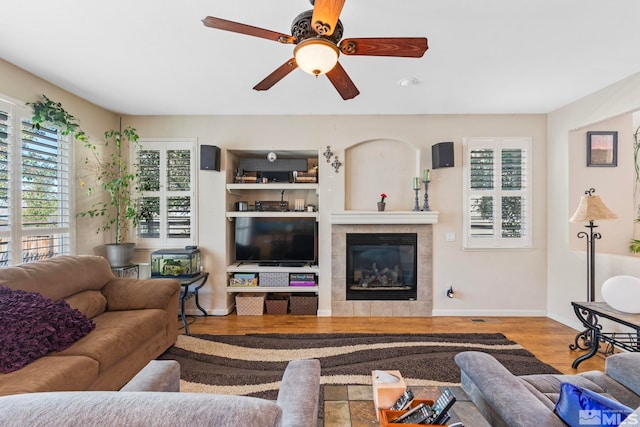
[224,152,320,304]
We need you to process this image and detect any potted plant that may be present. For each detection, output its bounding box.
[30,95,144,266]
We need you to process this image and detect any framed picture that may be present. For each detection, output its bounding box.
[587,131,618,167]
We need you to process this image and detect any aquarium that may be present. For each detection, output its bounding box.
[151,248,201,278]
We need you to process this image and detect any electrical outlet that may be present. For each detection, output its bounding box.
[445,232,456,242]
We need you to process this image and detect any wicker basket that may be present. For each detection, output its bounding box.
[235,293,266,315]
[289,295,318,315]
[265,298,289,314]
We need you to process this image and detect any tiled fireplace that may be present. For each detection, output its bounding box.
[330,211,437,317]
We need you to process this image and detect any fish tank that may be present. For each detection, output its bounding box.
[151,248,201,278]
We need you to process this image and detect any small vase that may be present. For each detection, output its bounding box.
[377,202,386,212]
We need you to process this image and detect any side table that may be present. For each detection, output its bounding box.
[178,272,209,335]
[570,301,640,368]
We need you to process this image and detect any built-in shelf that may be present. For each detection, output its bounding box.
[330,210,439,225]
[226,183,318,192]
[226,211,318,219]
[226,263,319,274]
[226,286,319,293]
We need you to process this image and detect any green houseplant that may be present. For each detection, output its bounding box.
[30,95,144,266]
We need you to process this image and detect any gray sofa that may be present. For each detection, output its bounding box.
[455,350,640,427]
[0,358,321,427]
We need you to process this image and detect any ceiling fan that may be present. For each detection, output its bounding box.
[202,0,428,100]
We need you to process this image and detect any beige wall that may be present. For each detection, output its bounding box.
[130,114,548,316]
[0,59,120,256]
[1,58,552,318]
[548,72,640,329]
[568,114,635,256]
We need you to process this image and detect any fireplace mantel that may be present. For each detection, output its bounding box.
[330,211,439,225]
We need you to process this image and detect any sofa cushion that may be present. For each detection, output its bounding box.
[0,355,99,396]
[65,290,107,319]
[0,286,95,373]
[0,392,283,427]
[554,382,633,427]
[56,309,168,372]
[0,255,114,301]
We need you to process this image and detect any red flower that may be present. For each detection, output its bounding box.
[380,193,387,203]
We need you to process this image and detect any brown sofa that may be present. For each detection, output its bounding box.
[0,255,181,396]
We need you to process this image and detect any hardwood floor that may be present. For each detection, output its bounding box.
[186,314,605,375]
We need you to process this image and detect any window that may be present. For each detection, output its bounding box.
[135,139,197,248]
[463,137,531,249]
[0,97,71,266]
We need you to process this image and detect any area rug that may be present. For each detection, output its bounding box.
[159,332,560,398]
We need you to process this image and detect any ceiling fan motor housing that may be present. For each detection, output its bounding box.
[291,10,343,44]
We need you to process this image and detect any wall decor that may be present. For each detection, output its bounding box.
[587,131,617,167]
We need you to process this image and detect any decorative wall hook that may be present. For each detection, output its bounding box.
[323,145,333,163]
[331,155,342,173]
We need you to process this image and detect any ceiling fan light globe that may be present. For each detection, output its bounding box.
[294,38,339,76]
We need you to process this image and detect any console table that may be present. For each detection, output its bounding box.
[570,301,640,368]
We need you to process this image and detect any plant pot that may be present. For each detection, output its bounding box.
[105,243,135,267]
[377,202,386,212]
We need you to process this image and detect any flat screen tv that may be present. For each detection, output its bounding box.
[234,217,317,266]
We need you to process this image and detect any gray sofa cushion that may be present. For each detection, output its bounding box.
[0,392,283,427]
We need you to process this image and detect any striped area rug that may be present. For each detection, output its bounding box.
[159,332,560,398]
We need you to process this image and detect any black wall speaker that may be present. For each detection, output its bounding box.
[200,145,221,171]
[432,141,454,169]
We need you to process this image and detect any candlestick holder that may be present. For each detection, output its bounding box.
[422,180,430,211]
[413,188,420,212]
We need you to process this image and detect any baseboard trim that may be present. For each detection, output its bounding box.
[431,309,548,317]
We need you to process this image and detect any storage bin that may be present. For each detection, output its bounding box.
[289,294,318,315]
[259,272,289,287]
[265,297,289,314]
[235,293,266,315]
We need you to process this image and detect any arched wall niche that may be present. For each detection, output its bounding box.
[344,139,419,211]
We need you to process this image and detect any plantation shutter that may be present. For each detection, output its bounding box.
[135,139,196,247]
[463,138,531,249]
[0,107,11,264]
[0,97,71,266]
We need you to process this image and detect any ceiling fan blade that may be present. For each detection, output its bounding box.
[253,58,299,91]
[339,37,428,57]
[311,0,345,36]
[202,16,295,44]
[326,62,360,100]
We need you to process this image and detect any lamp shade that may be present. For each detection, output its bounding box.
[570,192,617,223]
[294,38,339,76]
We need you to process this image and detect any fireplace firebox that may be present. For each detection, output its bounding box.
[346,233,417,301]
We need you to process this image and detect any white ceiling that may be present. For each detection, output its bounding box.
[2,0,640,116]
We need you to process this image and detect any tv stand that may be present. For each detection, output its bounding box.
[258,261,280,267]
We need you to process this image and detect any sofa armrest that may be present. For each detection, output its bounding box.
[120,360,180,392]
[454,351,566,427]
[277,359,321,427]
[606,352,640,396]
[102,278,181,311]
